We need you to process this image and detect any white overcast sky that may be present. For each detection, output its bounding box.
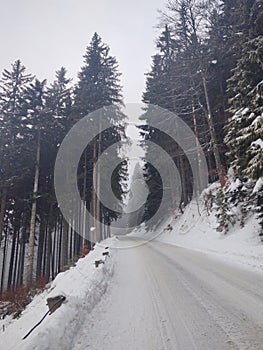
[0,0,167,103]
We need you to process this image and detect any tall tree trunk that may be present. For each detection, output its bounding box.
[172,90,188,207]
[92,141,97,243]
[12,227,20,289]
[42,224,47,278]
[69,223,73,261]
[57,216,63,272]
[62,218,69,268]
[82,150,87,245]
[17,219,27,287]
[0,187,7,242]
[96,117,102,241]
[36,216,45,279]
[201,73,224,186]
[45,226,52,280]
[46,204,54,278]
[51,218,57,280]
[0,229,8,294]
[192,100,203,197]
[16,229,25,287]
[7,230,17,290]
[26,128,41,287]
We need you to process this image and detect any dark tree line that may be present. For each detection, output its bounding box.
[0,33,127,295]
[140,0,263,232]
[0,0,262,300]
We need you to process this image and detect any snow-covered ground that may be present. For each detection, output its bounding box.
[1,196,262,350]
[69,237,263,350]
[1,240,114,350]
[132,199,263,273]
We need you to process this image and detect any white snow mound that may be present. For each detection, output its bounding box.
[1,239,115,350]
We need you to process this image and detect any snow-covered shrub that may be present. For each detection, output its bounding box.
[226,178,255,227]
[203,167,262,234]
[214,188,236,234]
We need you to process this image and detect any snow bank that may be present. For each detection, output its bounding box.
[1,239,115,350]
[132,199,263,273]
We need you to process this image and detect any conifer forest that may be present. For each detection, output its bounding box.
[0,0,262,308]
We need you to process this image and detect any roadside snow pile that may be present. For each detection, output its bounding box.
[1,239,115,350]
[157,199,263,272]
[131,187,263,272]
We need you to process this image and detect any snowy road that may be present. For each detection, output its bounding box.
[71,238,263,350]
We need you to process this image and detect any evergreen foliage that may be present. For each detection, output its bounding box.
[224,1,263,233]
[141,0,262,234]
[74,32,122,116]
[73,32,127,234]
[214,188,236,234]
[0,33,127,295]
[0,0,262,299]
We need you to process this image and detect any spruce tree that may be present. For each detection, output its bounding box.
[74,32,122,116]
[0,60,33,241]
[21,79,47,287]
[225,40,263,179]
[74,33,126,240]
[46,67,72,118]
[224,1,263,234]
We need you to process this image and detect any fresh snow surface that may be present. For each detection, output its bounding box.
[1,240,114,350]
[131,199,263,273]
[1,195,262,349]
[69,238,263,350]
[253,177,263,193]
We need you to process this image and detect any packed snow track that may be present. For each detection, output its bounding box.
[72,237,263,350]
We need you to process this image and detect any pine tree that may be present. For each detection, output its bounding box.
[224,1,263,234]
[46,67,72,118]
[141,26,193,217]
[44,68,73,272]
[141,4,215,228]
[74,32,122,116]
[225,42,262,178]
[21,79,47,287]
[0,60,33,242]
[74,33,126,241]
